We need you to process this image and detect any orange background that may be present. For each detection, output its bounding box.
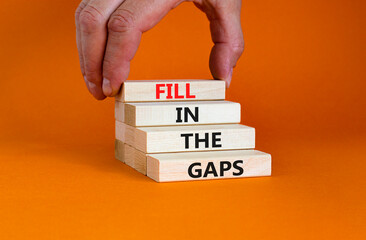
[1,0,365,239]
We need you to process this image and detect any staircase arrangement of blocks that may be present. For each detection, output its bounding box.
[115,80,272,182]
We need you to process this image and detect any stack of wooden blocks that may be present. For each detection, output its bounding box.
[115,80,271,182]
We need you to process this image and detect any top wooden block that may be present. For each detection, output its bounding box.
[115,80,226,102]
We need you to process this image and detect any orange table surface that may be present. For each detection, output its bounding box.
[0,0,365,239]
[1,137,365,239]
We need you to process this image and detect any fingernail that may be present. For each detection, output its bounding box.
[88,81,98,96]
[83,76,90,89]
[226,68,233,88]
[102,78,113,96]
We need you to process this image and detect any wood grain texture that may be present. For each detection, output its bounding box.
[115,80,225,102]
[115,100,241,126]
[124,143,135,168]
[115,121,255,153]
[114,101,125,123]
[115,139,147,175]
[147,150,271,182]
[114,139,125,163]
[134,148,147,175]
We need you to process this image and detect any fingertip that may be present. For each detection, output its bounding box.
[84,78,106,100]
[209,44,232,77]
[102,77,124,97]
[102,78,113,96]
[94,94,107,101]
[111,80,124,97]
[84,75,90,89]
[225,68,233,88]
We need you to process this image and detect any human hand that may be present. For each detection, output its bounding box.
[75,0,244,100]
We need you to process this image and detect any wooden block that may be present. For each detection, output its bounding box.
[115,100,241,126]
[114,140,134,167]
[115,122,255,153]
[115,139,147,175]
[115,121,135,146]
[133,148,147,175]
[115,80,225,102]
[114,139,125,163]
[114,100,125,122]
[147,150,271,182]
[124,143,135,168]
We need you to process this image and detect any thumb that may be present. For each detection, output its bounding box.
[195,0,244,87]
